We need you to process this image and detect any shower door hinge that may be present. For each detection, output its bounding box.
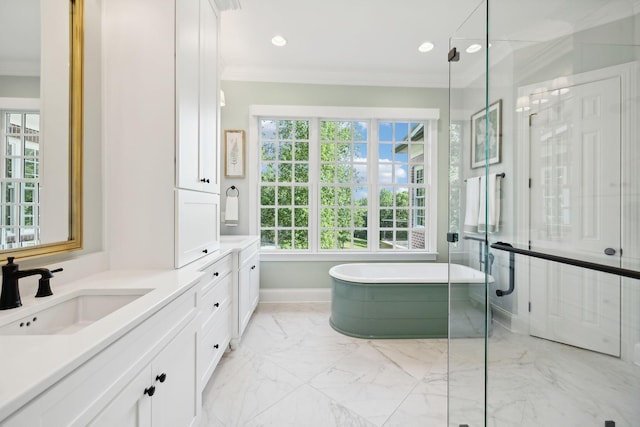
[448,47,460,62]
[447,232,459,243]
[605,421,616,427]
[528,302,532,312]
[528,178,531,188]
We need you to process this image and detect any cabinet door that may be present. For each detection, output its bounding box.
[249,253,260,313]
[198,0,219,193]
[176,0,202,192]
[89,368,152,427]
[151,321,198,427]
[175,189,220,267]
[238,261,252,336]
[238,252,259,337]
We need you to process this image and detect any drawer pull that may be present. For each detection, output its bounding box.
[156,373,167,383]
[144,386,156,397]
[214,302,220,308]
[213,272,219,277]
[213,344,219,349]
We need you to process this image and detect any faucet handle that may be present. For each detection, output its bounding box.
[51,268,63,274]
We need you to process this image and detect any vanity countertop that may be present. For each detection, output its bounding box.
[0,238,258,422]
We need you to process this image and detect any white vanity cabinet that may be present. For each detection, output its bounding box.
[89,320,197,427]
[176,0,220,194]
[229,238,260,348]
[197,254,232,389]
[2,286,200,427]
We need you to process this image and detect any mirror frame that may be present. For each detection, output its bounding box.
[1,0,83,261]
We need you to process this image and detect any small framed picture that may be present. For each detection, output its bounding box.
[471,99,502,168]
[224,130,245,178]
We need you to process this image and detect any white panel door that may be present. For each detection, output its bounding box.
[529,76,621,357]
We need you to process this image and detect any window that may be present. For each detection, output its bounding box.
[1,111,41,249]
[251,106,438,258]
[259,119,311,250]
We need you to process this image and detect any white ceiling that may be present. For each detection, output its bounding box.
[220,0,481,88]
[220,0,640,88]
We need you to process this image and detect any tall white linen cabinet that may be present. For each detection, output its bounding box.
[104,0,224,269]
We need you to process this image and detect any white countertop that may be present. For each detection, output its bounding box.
[0,235,259,422]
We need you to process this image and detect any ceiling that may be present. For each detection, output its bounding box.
[220,0,640,88]
[220,0,481,88]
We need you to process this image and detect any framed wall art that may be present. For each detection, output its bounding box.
[471,99,502,168]
[224,129,245,178]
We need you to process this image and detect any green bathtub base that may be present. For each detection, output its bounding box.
[330,278,450,339]
[329,317,447,339]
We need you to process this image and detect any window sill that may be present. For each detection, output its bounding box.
[259,251,438,262]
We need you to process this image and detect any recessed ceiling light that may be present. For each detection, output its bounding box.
[417,41,434,53]
[271,35,287,47]
[466,44,482,53]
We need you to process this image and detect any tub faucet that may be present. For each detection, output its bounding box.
[0,257,63,310]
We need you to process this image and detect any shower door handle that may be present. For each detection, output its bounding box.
[604,248,616,256]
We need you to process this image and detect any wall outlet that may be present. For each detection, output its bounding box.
[634,343,640,367]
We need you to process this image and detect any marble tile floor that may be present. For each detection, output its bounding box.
[200,303,640,427]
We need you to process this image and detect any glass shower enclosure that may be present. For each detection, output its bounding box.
[448,0,640,426]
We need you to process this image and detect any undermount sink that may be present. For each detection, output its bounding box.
[0,288,152,335]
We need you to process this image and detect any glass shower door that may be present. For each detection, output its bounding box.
[447,2,489,426]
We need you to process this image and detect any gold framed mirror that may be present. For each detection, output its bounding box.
[0,0,83,260]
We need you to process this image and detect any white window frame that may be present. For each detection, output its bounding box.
[0,106,41,249]
[413,165,425,228]
[249,105,439,261]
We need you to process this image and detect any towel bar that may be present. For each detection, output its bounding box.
[463,172,505,182]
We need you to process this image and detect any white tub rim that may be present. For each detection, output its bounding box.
[328,262,493,284]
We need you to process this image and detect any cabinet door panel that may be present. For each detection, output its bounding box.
[176,0,201,191]
[176,189,220,267]
[152,321,198,427]
[89,369,152,427]
[199,0,219,193]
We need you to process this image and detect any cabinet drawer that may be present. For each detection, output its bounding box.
[199,307,230,385]
[239,240,259,266]
[201,274,232,329]
[200,254,233,293]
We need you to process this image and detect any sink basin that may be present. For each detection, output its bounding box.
[0,288,152,335]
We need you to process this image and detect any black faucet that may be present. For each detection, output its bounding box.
[0,257,63,310]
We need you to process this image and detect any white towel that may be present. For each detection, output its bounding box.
[463,176,481,232]
[225,194,239,226]
[478,173,501,233]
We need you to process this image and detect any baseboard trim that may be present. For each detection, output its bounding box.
[492,305,514,331]
[260,288,331,303]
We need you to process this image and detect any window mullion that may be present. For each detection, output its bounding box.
[309,117,320,252]
[369,119,380,252]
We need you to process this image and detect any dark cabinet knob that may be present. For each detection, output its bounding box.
[214,344,219,349]
[144,385,156,397]
[156,373,167,383]
[251,265,256,270]
[214,302,220,308]
[604,247,617,256]
[200,178,210,183]
[213,272,219,277]
[203,249,209,254]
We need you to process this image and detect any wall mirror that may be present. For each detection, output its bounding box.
[0,0,83,260]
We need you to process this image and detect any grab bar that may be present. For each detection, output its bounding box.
[490,242,640,280]
[494,243,515,297]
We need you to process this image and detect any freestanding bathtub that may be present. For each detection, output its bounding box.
[328,263,491,339]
